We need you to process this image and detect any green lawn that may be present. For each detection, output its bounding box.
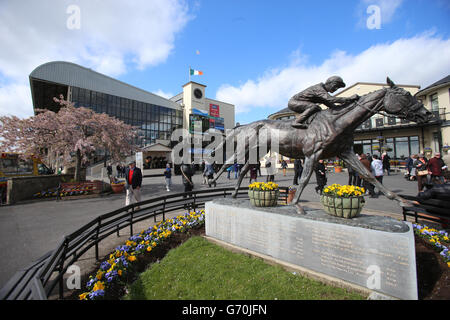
[125,236,366,300]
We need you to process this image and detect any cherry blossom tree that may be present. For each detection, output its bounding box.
[0,95,140,181]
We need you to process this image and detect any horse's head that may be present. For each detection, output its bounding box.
[383,77,432,124]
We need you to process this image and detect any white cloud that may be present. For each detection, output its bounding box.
[153,89,175,100]
[0,83,33,118]
[216,34,450,114]
[0,0,192,118]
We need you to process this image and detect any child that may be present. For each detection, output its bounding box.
[164,164,172,191]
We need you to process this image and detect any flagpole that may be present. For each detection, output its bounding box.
[189,65,191,82]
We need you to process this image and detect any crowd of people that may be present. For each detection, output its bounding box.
[340,151,448,197]
[109,151,448,209]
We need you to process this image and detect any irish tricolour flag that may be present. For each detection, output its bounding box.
[190,68,203,76]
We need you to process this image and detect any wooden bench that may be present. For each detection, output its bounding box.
[399,194,450,228]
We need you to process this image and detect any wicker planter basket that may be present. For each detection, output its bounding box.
[248,189,279,207]
[320,194,365,219]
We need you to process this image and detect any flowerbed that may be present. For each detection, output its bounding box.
[413,224,450,268]
[33,185,94,198]
[33,181,103,199]
[78,210,205,300]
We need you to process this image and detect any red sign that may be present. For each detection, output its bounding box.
[209,104,220,118]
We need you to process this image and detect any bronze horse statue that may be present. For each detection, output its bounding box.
[211,77,432,212]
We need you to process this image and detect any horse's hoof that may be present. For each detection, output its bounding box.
[295,204,306,215]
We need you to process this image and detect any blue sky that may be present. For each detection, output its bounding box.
[0,0,449,124]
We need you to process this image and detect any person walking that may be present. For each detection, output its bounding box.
[125,160,142,210]
[315,159,327,194]
[249,164,258,183]
[204,161,217,187]
[226,165,233,179]
[406,154,416,181]
[408,154,418,181]
[359,154,375,197]
[428,152,446,184]
[347,164,356,186]
[116,164,122,178]
[414,153,429,192]
[382,152,391,176]
[121,165,126,179]
[281,159,288,176]
[164,163,172,191]
[293,158,303,185]
[371,154,384,195]
[265,158,274,182]
[106,163,113,181]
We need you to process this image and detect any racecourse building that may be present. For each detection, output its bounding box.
[29,61,184,148]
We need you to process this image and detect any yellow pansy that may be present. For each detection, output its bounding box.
[79,292,89,300]
[93,281,105,291]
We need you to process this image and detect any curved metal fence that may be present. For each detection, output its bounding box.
[0,186,289,300]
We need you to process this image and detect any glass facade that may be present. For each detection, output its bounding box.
[354,136,419,159]
[71,86,183,146]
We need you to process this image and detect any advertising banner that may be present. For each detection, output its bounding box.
[209,104,220,117]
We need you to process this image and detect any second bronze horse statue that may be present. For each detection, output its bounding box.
[211,77,432,212]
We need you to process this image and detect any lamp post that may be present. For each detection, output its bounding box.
[376,135,384,155]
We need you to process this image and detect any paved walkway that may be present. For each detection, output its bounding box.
[0,168,421,288]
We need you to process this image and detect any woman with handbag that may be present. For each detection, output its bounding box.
[414,153,429,192]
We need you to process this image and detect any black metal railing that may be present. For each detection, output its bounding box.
[0,186,289,300]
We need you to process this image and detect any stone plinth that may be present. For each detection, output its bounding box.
[205,199,417,300]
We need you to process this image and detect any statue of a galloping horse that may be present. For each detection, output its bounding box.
[212,77,432,212]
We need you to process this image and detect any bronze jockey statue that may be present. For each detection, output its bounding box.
[288,76,359,129]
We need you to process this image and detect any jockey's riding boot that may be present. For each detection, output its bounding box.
[291,115,308,129]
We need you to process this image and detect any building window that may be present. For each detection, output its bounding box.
[430,93,439,111]
[355,136,419,159]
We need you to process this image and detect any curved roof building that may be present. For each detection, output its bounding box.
[29,61,183,146]
[29,61,180,111]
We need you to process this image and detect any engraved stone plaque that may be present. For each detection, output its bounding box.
[205,199,418,300]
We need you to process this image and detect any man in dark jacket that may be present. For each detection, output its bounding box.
[293,159,303,185]
[314,159,327,194]
[382,153,391,176]
[428,153,446,184]
[125,160,143,209]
